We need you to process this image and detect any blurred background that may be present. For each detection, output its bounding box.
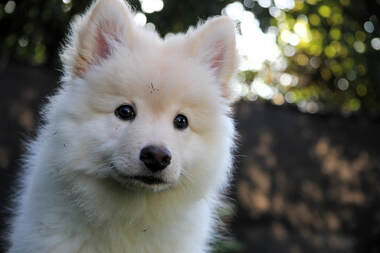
[0,0,380,252]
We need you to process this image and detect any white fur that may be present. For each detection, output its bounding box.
[8,0,238,252]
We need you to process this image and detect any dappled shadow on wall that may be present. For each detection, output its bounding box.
[231,101,380,253]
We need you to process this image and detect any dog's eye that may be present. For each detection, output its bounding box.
[173,114,188,130]
[115,104,136,121]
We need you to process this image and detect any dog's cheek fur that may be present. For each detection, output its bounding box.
[179,112,235,196]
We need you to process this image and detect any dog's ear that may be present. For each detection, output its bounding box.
[61,0,134,78]
[187,17,238,100]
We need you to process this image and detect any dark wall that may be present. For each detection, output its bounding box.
[232,101,380,253]
[0,65,379,252]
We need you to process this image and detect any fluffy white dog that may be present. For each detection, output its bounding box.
[8,0,238,252]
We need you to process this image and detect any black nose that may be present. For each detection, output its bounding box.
[139,145,171,172]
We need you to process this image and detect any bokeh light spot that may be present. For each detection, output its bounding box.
[356,84,367,97]
[330,28,341,40]
[139,0,164,14]
[353,41,366,53]
[294,19,312,43]
[355,31,366,41]
[274,0,295,10]
[134,12,147,26]
[340,0,350,6]
[4,0,16,14]
[306,0,319,5]
[364,21,374,33]
[258,0,271,8]
[251,78,275,99]
[337,78,349,91]
[296,54,309,66]
[285,91,296,103]
[318,5,331,18]
[370,38,380,50]
[223,2,282,73]
[279,73,293,86]
[243,0,255,8]
[348,98,361,111]
[309,14,320,26]
[18,37,28,47]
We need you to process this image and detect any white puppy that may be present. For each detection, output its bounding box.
[8,0,238,252]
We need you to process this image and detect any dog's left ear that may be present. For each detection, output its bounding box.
[187,17,238,100]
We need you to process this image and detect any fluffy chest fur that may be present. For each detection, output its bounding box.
[12,164,214,253]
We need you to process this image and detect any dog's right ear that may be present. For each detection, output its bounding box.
[61,0,134,78]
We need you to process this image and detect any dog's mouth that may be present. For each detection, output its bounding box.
[111,167,166,186]
[131,175,165,185]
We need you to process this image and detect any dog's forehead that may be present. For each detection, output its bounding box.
[132,78,201,114]
[112,52,212,98]
[89,45,220,115]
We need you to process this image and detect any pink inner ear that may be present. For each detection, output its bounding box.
[209,40,225,76]
[94,20,121,60]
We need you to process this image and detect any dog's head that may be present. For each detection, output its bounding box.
[50,0,237,195]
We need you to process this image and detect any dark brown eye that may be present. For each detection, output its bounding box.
[115,104,136,121]
[174,114,188,130]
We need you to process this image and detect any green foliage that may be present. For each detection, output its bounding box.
[0,0,230,66]
[211,238,244,253]
[1,0,379,115]
[0,0,86,66]
[246,0,380,115]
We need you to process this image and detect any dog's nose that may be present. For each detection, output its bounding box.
[140,145,171,172]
